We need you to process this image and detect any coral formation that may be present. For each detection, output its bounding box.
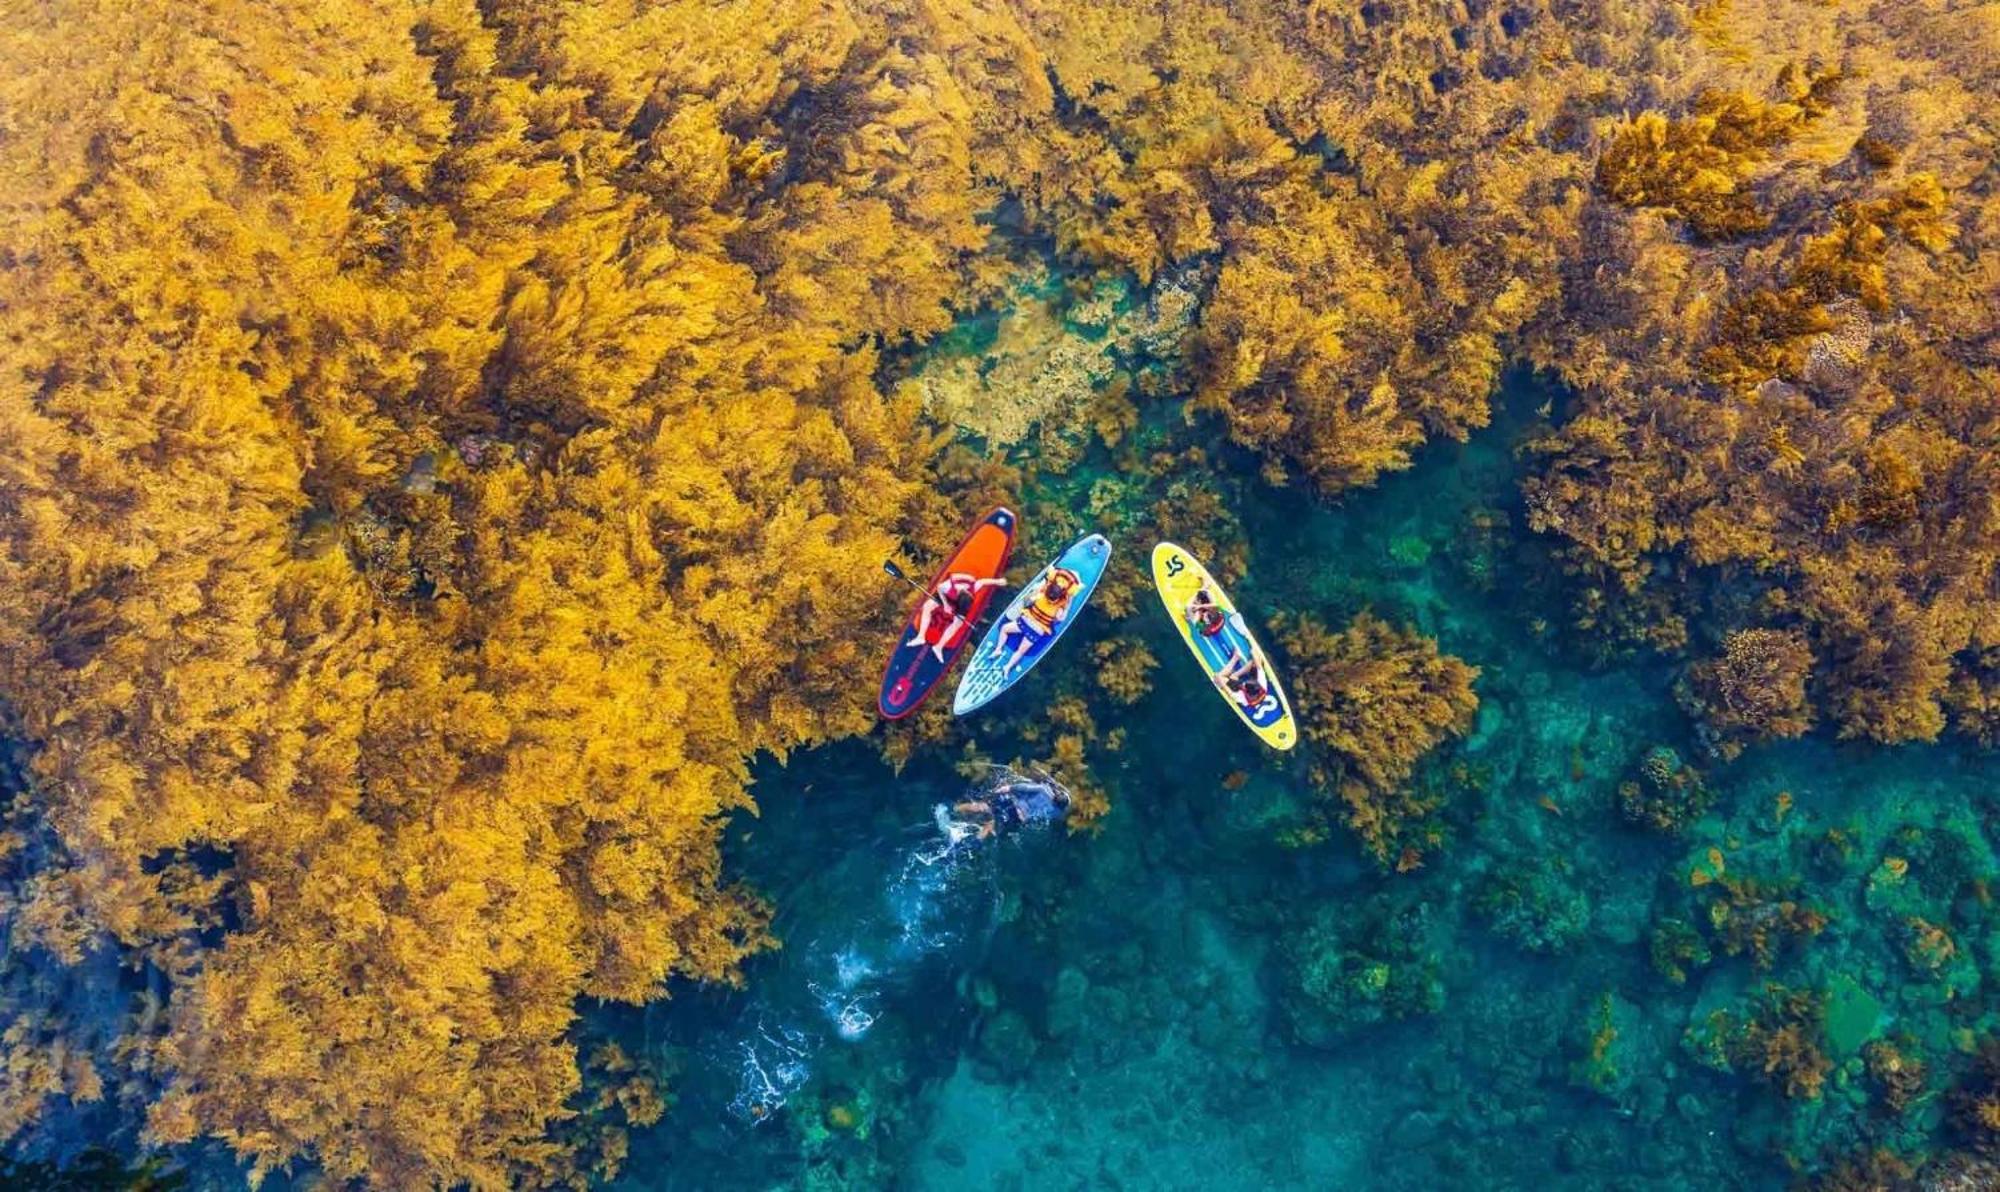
[1863,1037,1926,1117]
[1945,1037,2000,1157]
[1678,629,1816,759]
[1617,745,1714,834]
[897,269,1202,450]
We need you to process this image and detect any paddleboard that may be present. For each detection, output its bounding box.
[1150,542,1296,750]
[953,533,1111,716]
[878,507,1017,719]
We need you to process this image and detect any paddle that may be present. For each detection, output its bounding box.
[882,558,931,598]
[883,558,1011,634]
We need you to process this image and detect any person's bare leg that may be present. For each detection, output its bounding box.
[989,620,1019,658]
[1005,636,1034,672]
[931,615,966,663]
[907,599,941,647]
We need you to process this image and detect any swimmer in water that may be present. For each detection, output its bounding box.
[950,774,1072,840]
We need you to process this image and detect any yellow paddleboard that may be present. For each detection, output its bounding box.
[1150,542,1297,751]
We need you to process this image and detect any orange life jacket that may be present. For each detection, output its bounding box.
[1023,569,1079,632]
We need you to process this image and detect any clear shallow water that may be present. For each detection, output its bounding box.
[605,377,1999,1190]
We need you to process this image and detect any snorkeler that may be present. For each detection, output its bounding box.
[907,571,1006,663]
[950,774,1072,840]
[989,566,1081,675]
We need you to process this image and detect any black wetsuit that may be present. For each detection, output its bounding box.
[990,782,1065,833]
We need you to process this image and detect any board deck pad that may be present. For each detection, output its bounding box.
[953,533,1111,716]
[1150,542,1297,750]
[878,507,1016,719]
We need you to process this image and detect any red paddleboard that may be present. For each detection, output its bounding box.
[878,507,1016,719]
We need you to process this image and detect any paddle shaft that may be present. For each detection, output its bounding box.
[883,558,1008,629]
[882,558,931,599]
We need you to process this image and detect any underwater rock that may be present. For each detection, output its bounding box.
[1279,894,1444,1048]
[1649,919,1714,986]
[823,1094,863,1134]
[965,974,1002,1013]
[1387,1110,1442,1150]
[974,1009,1039,1081]
[1463,700,1505,755]
[1571,993,1644,1103]
[1476,859,1592,954]
[1044,966,1091,1040]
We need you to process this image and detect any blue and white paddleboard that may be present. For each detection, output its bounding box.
[952,533,1111,716]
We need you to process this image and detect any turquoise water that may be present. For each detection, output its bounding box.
[605,376,1998,1190]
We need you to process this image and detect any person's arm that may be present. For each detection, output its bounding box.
[953,800,993,820]
[974,576,1006,590]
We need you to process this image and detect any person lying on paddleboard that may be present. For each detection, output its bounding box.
[989,566,1081,674]
[950,776,1071,840]
[1185,587,1250,644]
[1217,649,1277,716]
[907,572,1007,663]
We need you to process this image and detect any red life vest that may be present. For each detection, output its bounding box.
[934,574,978,615]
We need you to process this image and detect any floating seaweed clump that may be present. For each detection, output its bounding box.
[1278,612,1480,870]
[1595,66,1844,240]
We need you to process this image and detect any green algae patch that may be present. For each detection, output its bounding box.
[1824,977,1884,1059]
